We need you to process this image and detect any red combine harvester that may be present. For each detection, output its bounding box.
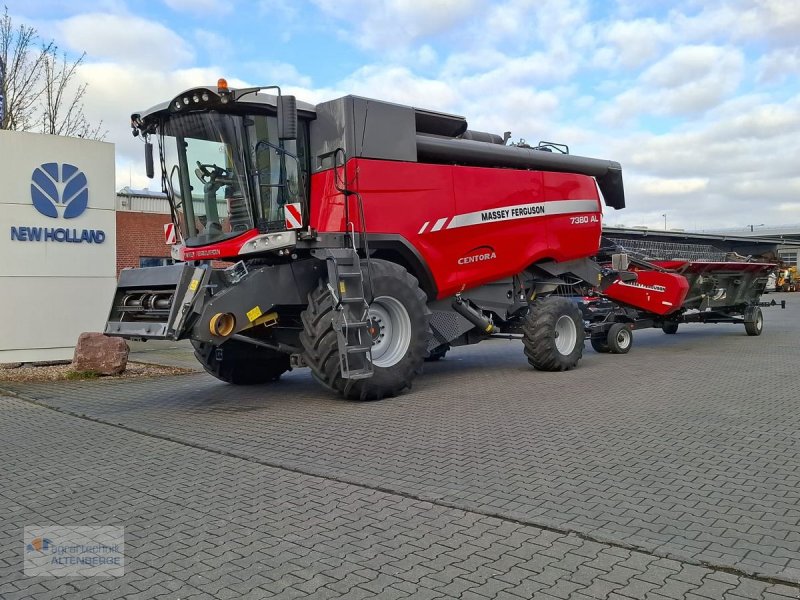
[104,82,766,399]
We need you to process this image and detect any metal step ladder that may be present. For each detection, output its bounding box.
[325,248,374,380]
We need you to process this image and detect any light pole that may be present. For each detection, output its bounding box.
[662,213,667,230]
[748,224,764,232]
[0,55,6,128]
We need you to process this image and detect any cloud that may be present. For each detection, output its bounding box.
[601,45,745,122]
[239,61,314,89]
[605,92,800,228]
[193,29,232,63]
[640,177,709,195]
[309,0,480,50]
[164,0,232,16]
[58,13,193,69]
[673,0,800,47]
[597,18,672,70]
[757,48,800,84]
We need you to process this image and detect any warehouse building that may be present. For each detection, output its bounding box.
[115,187,173,273]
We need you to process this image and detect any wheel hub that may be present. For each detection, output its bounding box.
[367,296,412,368]
[367,317,382,343]
[554,314,578,355]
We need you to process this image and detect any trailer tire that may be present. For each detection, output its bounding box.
[744,306,763,336]
[607,323,633,354]
[590,336,610,353]
[523,297,584,371]
[191,339,291,385]
[300,259,431,400]
[662,321,679,334]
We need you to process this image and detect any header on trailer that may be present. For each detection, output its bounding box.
[602,227,782,260]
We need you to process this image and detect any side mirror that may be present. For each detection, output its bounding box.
[278,95,297,141]
[145,141,155,179]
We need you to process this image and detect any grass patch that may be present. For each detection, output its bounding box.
[65,370,101,380]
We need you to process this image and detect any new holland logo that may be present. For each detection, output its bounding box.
[9,162,106,244]
[31,162,89,219]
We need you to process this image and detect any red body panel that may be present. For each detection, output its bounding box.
[310,159,603,298]
[604,270,690,316]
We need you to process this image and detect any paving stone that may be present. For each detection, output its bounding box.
[3,305,800,599]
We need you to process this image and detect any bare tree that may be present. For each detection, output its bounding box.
[0,7,105,139]
[41,49,105,139]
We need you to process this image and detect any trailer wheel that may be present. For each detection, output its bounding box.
[425,344,450,361]
[191,339,291,385]
[744,306,763,336]
[523,297,584,371]
[300,259,431,400]
[590,336,610,353]
[662,321,679,334]
[607,323,633,354]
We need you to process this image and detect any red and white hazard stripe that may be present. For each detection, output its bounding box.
[285,203,303,230]
[164,222,177,244]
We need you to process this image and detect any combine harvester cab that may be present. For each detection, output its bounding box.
[105,81,700,399]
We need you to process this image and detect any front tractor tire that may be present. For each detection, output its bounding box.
[523,297,584,371]
[192,338,291,385]
[300,260,431,401]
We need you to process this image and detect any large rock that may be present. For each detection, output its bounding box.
[72,333,129,375]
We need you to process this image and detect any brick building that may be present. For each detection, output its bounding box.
[115,188,174,274]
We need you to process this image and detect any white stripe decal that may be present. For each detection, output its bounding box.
[431,217,448,232]
[418,221,429,234]
[445,199,599,230]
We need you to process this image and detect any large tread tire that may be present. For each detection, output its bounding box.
[192,338,291,385]
[523,297,584,371]
[300,260,431,401]
[744,306,764,336]
[607,322,633,354]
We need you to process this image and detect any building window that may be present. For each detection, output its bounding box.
[140,257,174,268]
[779,251,797,267]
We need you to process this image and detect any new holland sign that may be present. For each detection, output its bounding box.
[10,162,107,244]
[0,130,116,363]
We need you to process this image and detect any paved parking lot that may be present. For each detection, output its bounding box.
[2,293,799,599]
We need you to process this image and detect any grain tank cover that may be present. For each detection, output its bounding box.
[311,95,472,171]
[309,94,626,209]
[415,135,626,210]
